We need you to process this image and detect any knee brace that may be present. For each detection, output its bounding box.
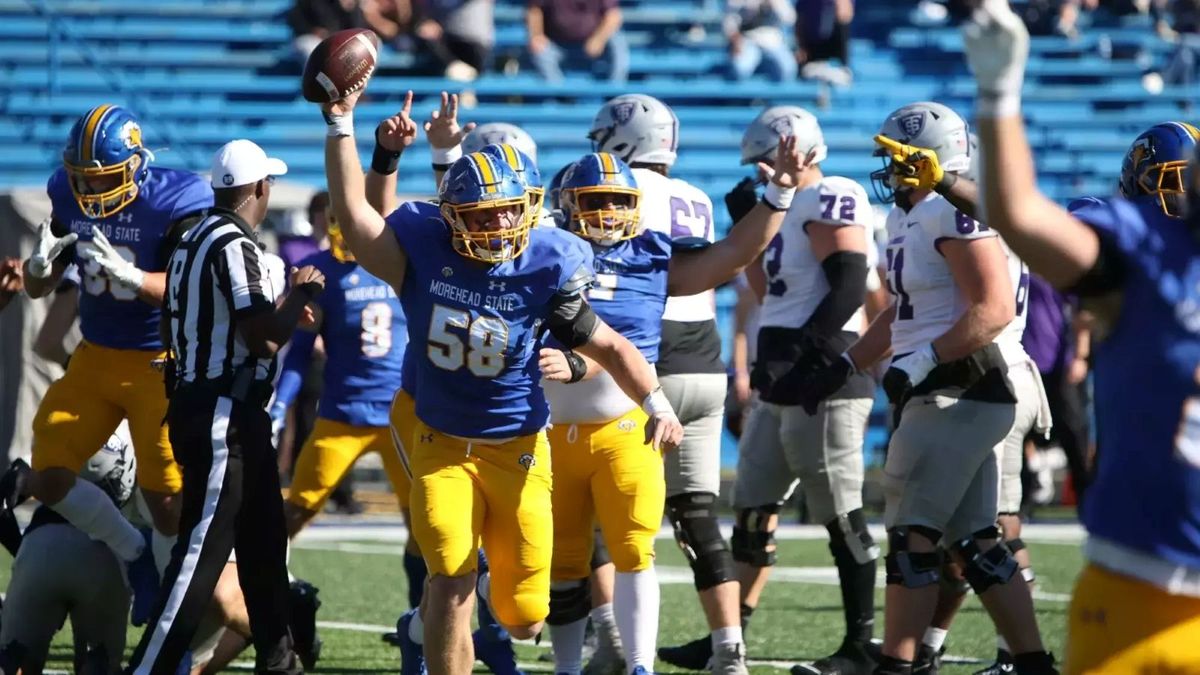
[1005,537,1036,584]
[547,578,591,626]
[884,526,942,588]
[731,504,781,567]
[826,509,880,565]
[666,492,736,590]
[591,528,612,569]
[952,528,1018,594]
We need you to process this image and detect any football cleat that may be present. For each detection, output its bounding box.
[128,529,160,627]
[396,608,428,675]
[913,644,944,674]
[288,579,323,670]
[971,649,1014,675]
[790,638,878,675]
[472,628,524,675]
[709,642,750,675]
[658,635,712,671]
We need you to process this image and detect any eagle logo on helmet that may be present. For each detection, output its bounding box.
[119,120,143,150]
[518,453,537,471]
[612,102,638,126]
[768,116,795,136]
[1130,137,1153,171]
[898,113,925,139]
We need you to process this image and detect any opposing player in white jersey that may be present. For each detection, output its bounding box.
[798,101,1056,675]
[874,121,1047,675]
[589,93,747,675]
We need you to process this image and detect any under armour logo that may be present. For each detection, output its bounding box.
[117,212,133,223]
[517,453,536,471]
[898,113,925,139]
[420,433,433,443]
[442,266,453,278]
[488,280,506,292]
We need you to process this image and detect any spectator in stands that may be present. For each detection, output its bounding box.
[1021,274,1093,512]
[795,0,853,86]
[525,0,629,83]
[287,0,397,61]
[363,0,414,49]
[724,0,797,81]
[411,0,495,81]
[1145,0,1200,91]
[0,258,22,313]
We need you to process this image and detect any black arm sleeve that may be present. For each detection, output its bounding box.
[545,293,600,349]
[803,250,868,345]
[156,211,207,267]
[1067,230,1126,297]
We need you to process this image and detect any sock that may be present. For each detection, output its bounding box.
[404,551,427,609]
[152,529,177,578]
[739,603,754,633]
[549,617,588,675]
[51,479,143,561]
[591,602,617,631]
[614,567,659,671]
[831,540,877,643]
[711,625,743,650]
[407,608,425,645]
[923,627,948,652]
[997,635,1010,653]
[590,601,623,655]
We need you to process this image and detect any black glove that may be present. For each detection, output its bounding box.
[724,176,760,224]
[796,356,855,415]
[0,458,31,511]
[881,366,913,429]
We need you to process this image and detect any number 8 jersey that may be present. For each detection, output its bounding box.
[883,192,1030,363]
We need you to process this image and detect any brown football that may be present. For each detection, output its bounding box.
[301,28,380,103]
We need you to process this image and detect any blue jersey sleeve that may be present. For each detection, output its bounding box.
[275,328,317,409]
[1069,196,1150,257]
[165,172,214,222]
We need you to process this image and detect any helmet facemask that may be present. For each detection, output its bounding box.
[1133,159,1190,218]
[564,187,641,246]
[441,197,531,263]
[65,152,145,219]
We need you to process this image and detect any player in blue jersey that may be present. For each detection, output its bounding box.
[21,105,212,579]
[317,85,687,675]
[537,147,805,675]
[966,1,1200,671]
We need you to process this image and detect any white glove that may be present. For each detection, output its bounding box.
[962,0,1029,117]
[890,344,939,390]
[26,218,78,279]
[83,226,144,291]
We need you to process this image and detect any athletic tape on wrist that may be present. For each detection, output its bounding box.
[641,386,673,417]
[976,92,1021,119]
[763,182,795,211]
[325,112,355,138]
[431,145,463,166]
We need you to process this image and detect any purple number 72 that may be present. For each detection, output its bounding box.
[819,194,857,221]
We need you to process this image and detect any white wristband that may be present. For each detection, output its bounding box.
[763,181,795,211]
[975,92,1021,119]
[431,144,463,166]
[641,387,673,417]
[326,113,355,138]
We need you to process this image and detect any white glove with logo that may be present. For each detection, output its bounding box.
[26,218,78,279]
[962,0,1030,117]
[83,226,144,291]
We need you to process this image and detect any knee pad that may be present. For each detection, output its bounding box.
[1005,537,1036,584]
[731,504,781,567]
[952,529,1018,594]
[591,529,612,569]
[547,578,591,626]
[826,509,880,565]
[666,492,735,590]
[884,526,942,588]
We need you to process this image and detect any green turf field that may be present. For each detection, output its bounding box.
[0,528,1083,673]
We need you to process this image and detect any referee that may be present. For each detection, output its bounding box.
[126,140,324,675]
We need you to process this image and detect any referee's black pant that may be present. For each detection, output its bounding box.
[127,385,297,674]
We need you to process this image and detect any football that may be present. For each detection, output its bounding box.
[301,28,380,103]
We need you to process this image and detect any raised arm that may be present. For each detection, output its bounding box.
[963,0,1100,289]
[667,136,804,296]
[424,91,477,191]
[874,134,982,219]
[322,90,410,292]
[365,90,416,218]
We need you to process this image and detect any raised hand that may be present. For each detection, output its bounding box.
[290,265,326,298]
[761,135,810,190]
[83,226,144,290]
[376,90,419,153]
[423,91,477,150]
[962,0,1029,106]
[27,218,77,279]
[874,134,945,191]
[322,88,364,120]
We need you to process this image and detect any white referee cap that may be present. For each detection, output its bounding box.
[211,139,288,189]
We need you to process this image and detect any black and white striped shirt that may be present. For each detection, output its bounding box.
[165,208,279,388]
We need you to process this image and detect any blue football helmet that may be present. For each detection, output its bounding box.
[63,105,153,218]
[1120,122,1200,218]
[439,153,530,262]
[547,163,574,213]
[560,153,641,245]
[480,143,545,226]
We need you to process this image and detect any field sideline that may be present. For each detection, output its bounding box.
[0,518,1085,673]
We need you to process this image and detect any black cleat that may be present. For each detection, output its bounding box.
[913,644,943,674]
[972,649,1014,675]
[791,638,877,675]
[288,579,323,670]
[657,635,712,671]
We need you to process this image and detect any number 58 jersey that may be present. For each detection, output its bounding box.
[387,201,594,440]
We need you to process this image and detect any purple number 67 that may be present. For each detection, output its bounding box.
[670,196,713,239]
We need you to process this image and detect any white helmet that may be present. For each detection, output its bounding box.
[462,123,538,163]
[741,106,827,166]
[588,94,679,167]
[873,101,971,201]
[81,427,137,508]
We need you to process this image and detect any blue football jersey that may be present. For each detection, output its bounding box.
[47,166,213,350]
[1071,195,1200,569]
[559,230,672,362]
[387,201,593,439]
[292,250,407,428]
